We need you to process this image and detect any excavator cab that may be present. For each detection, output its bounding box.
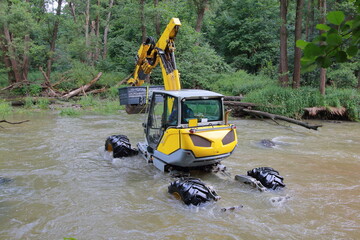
[138,89,238,172]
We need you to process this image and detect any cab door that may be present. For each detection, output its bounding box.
[146,93,178,151]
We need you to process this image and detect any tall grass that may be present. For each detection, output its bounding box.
[211,70,276,96]
[210,70,360,120]
[0,101,12,118]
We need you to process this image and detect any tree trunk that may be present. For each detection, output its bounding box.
[140,0,147,42]
[102,0,114,59]
[85,0,90,49]
[69,1,77,23]
[319,0,326,95]
[293,0,304,89]
[0,39,16,83]
[94,0,101,62]
[279,0,289,87]
[305,0,314,40]
[242,108,322,130]
[3,25,22,83]
[46,0,63,80]
[22,34,30,82]
[154,0,161,36]
[195,0,209,32]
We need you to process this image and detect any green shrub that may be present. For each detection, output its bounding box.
[79,95,98,108]
[327,62,358,88]
[0,101,12,118]
[244,85,360,120]
[59,108,81,117]
[325,88,360,120]
[211,70,275,96]
[24,97,35,109]
[38,98,50,110]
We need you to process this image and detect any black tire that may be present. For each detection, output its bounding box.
[247,167,285,190]
[105,135,138,158]
[168,177,220,206]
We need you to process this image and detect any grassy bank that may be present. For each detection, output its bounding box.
[0,94,124,118]
[210,71,360,121]
[1,70,360,121]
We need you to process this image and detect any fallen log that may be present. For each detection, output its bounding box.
[78,87,107,96]
[224,101,256,108]
[115,73,133,87]
[224,96,244,101]
[242,108,322,130]
[62,72,103,99]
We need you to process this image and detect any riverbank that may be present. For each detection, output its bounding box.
[1,86,359,121]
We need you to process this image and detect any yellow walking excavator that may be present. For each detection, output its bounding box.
[105,18,285,206]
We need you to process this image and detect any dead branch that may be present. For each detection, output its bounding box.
[62,72,103,99]
[78,87,107,96]
[115,73,133,87]
[0,119,29,128]
[39,66,60,97]
[242,108,322,130]
[1,81,29,91]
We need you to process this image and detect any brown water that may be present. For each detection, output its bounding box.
[1,111,359,240]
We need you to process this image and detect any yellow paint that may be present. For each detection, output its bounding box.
[157,125,237,158]
[127,18,182,90]
[157,129,180,155]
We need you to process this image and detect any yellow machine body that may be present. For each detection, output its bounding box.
[157,126,237,158]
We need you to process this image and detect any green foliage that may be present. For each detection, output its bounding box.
[78,95,122,114]
[327,62,359,88]
[244,85,360,120]
[11,84,42,97]
[24,97,35,109]
[209,0,279,73]
[59,108,82,117]
[176,41,233,89]
[210,70,276,96]
[0,101,12,118]
[298,2,360,71]
[38,98,50,110]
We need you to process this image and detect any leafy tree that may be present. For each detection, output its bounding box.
[297,1,360,72]
[210,0,279,73]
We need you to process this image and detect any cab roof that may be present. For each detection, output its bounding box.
[153,89,223,99]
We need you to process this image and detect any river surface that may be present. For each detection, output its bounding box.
[0,111,359,240]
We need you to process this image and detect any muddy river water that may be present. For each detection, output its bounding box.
[0,111,359,239]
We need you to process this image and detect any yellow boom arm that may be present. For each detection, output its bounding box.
[127,18,182,91]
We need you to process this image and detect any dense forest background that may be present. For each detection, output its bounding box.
[0,0,359,119]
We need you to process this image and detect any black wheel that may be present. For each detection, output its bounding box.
[168,177,220,206]
[105,135,138,158]
[247,167,285,190]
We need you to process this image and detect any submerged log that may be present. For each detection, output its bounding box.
[242,108,322,130]
[0,119,29,128]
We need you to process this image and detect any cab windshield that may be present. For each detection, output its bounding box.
[181,99,222,124]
